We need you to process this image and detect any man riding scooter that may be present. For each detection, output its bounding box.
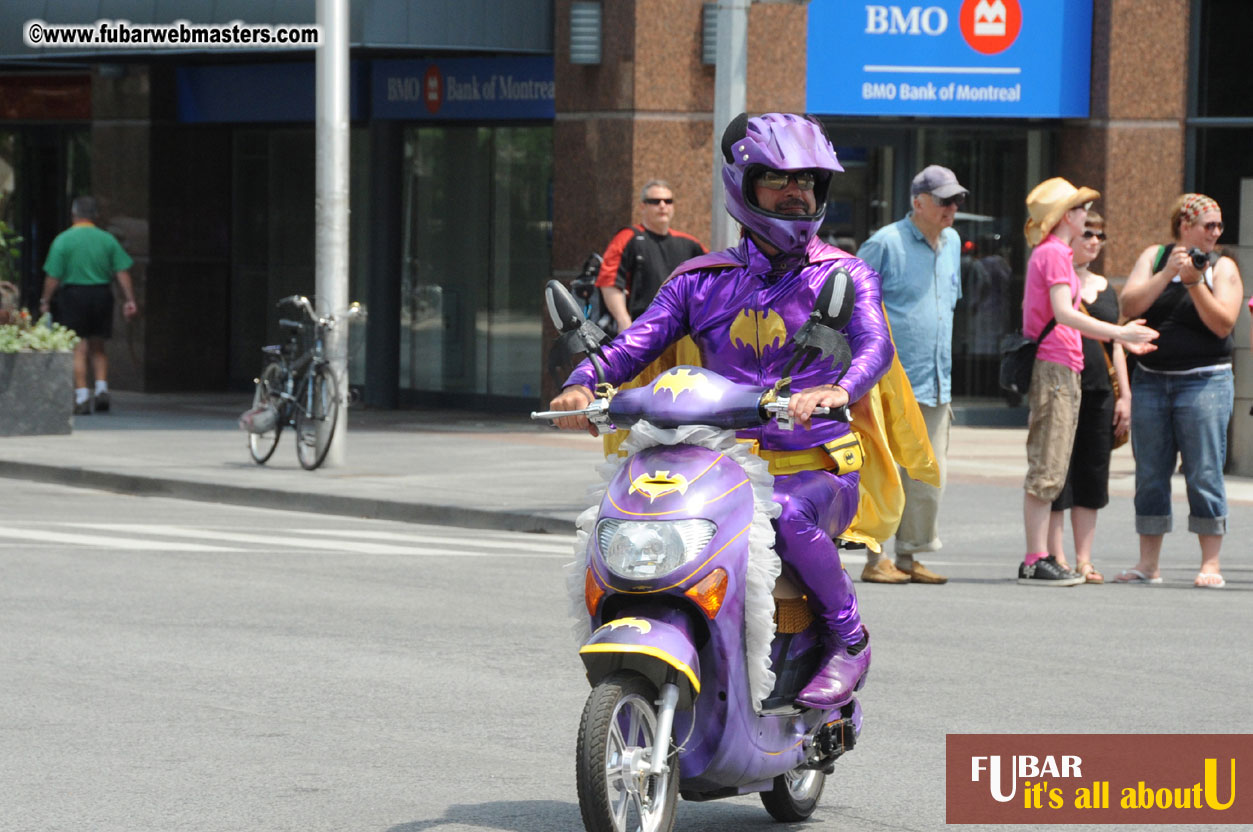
[550,112,894,710]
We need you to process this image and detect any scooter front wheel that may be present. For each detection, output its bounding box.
[761,766,826,822]
[576,671,678,832]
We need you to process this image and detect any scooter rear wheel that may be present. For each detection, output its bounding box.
[760,766,826,821]
[576,671,678,832]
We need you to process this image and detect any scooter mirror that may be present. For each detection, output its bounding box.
[812,268,855,330]
[545,280,587,334]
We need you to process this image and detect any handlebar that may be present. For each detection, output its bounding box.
[277,296,366,330]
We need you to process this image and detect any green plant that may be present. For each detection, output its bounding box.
[0,311,80,353]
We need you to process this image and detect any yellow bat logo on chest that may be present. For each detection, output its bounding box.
[653,368,716,400]
[729,308,788,357]
[628,470,691,502]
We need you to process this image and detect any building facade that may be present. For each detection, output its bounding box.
[1,0,1249,468]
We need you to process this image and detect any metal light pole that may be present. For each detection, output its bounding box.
[711,0,749,251]
[316,0,350,466]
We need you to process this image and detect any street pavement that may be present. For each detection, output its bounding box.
[3,482,1251,832]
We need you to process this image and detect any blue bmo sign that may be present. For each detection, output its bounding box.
[807,0,1093,118]
[372,57,554,121]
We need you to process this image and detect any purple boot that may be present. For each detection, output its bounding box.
[795,626,870,710]
[770,471,870,710]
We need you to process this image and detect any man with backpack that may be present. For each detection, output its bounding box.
[596,180,705,334]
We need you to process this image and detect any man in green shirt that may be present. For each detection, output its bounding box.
[40,196,137,414]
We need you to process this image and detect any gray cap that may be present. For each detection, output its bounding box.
[910,165,968,199]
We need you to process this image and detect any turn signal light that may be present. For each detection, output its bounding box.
[685,568,728,619]
[584,567,606,616]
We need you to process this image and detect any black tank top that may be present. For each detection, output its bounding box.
[1080,283,1118,391]
[1138,244,1233,372]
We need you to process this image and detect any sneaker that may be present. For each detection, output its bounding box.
[94,391,110,412]
[73,399,92,416]
[1018,555,1084,587]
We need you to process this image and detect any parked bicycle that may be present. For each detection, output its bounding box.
[243,295,363,470]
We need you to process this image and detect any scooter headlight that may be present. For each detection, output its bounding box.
[597,519,718,579]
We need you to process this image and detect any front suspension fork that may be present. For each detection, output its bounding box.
[649,673,681,776]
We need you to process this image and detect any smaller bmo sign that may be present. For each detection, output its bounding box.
[808,0,1091,118]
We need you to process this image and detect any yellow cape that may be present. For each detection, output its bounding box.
[600,312,938,552]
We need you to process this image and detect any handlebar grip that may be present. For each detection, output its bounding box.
[811,405,852,422]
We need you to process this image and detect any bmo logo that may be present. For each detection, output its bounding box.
[864,6,949,36]
[960,0,1021,54]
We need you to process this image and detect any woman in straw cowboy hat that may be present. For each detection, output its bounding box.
[1114,193,1243,588]
[1017,178,1158,587]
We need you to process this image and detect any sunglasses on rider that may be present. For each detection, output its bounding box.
[1082,230,1107,241]
[643,197,674,205]
[755,170,818,191]
[934,193,966,209]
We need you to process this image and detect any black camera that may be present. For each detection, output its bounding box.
[1187,247,1210,271]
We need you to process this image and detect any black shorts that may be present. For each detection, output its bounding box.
[55,284,114,339]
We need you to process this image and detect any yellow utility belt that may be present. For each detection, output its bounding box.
[741,433,865,476]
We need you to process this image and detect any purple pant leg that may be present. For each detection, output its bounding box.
[771,469,862,644]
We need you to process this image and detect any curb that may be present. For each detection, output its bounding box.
[0,461,578,536]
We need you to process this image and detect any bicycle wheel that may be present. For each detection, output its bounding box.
[248,362,287,465]
[295,363,339,470]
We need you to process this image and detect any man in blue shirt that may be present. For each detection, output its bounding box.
[855,165,967,585]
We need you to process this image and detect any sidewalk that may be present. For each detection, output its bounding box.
[3,391,1251,534]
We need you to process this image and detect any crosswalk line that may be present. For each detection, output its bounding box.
[302,527,577,554]
[59,523,568,558]
[0,524,239,552]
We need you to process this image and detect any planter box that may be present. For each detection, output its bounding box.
[0,351,73,436]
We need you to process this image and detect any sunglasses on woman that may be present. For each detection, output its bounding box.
[756,170,818,191]
[1082,230,1107,241]
[1201,220,1224,233]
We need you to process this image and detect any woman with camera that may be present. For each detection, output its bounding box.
[1116,193,1244,587]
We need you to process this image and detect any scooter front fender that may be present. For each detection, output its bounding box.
[579,610,700,709]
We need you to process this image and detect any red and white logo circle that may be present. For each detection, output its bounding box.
[423,65,443,114]
[960,0,1022,55]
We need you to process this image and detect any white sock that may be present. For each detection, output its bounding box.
[95,380,108,395]
[75,387,90,404]
[865,550,885,566]
[896,554,916,570]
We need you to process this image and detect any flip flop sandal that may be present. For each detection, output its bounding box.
[1077,563,1104,584]
[1112,568,1162,584]
[1194,572,1226,589]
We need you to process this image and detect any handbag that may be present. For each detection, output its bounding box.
[1079,301,1130,450]
[998,317,1057,397]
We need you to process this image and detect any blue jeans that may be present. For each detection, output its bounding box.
[1129,365,1233,535]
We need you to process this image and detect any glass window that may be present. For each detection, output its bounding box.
[400,124,552,399]
[1194,0,1253,119]
[819,121,1039,400]
[1194,127,1251,246]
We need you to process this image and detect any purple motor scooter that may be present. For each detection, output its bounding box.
[534,280,864,832]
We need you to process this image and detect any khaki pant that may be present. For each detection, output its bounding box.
[1024,359,1081,501]
[895,402,951,555]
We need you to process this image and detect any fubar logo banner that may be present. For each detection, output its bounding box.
[947,734,1253,824]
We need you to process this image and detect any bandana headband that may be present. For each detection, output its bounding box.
[1180,193,1218,225]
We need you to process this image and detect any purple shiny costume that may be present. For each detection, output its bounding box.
[566,235,894,644]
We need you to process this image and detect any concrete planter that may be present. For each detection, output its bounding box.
[0,351,74,436]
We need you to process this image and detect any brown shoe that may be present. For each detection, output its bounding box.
[861,559,911,584]
[899,560,948,584]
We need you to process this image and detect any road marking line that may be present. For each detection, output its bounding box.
[58,523,567,558]
[297,527,576,553]
[0,524,238,552]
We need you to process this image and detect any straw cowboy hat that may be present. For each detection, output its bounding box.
[1024,177,1100,246]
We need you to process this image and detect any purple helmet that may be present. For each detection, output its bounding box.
[721,112,843,255]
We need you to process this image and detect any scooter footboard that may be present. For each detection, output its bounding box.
[579,611,700,709]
